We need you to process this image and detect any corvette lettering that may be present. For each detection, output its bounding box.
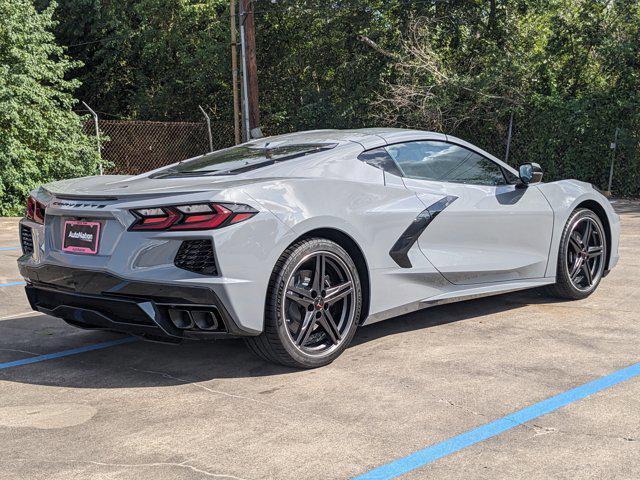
[52,201,106,209]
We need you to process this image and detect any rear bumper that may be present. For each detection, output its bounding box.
[20,264,259,341]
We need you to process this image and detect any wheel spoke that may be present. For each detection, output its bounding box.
[296,311,316,346]
[583,220,593,247]
[570,257,583,280]
[318,314,339,345]
[581,262,593,286]
[587,245,603,258]
[286,285,314,308]
[571,231,584,249]
[568,237,582,253]
[312,254,326,292]
[324,281,353,305]
[324,309,341,340]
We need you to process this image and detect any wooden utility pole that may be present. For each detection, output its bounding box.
[230,0,241,144]
[241,0,261,138]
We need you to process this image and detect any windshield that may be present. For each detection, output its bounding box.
[152,142,338,177]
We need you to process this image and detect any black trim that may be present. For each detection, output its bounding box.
[19,264,257,339]
[20,224,34,255]
[357,148,404,177]
[389,196,458,268]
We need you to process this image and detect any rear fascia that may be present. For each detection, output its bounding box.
[17,187,300,335]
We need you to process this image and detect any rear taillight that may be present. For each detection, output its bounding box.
[26,196,45,224]
[129,203,257,231]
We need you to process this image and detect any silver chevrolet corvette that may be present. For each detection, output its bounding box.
[18,129,620,368]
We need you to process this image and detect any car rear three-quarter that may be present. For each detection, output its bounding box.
[16,133,392,369]
[17,128,621,369]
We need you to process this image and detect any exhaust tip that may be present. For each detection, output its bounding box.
[168,309,193,329]
[191,310,219,331]
[167,308,222,331]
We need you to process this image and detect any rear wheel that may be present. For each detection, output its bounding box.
[245,238,362,368]
[546,208,607,300]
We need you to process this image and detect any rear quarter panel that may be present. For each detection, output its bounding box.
[239,157,451,320]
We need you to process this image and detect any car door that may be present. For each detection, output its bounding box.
[385,139,554,285]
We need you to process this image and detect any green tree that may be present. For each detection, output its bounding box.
[376,0,640,194]
[46,0,233,122]
[30,0,640,195]
[256,0,405,133]
[0,0,100,215]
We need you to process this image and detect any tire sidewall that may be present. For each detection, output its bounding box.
[269,239,362,368]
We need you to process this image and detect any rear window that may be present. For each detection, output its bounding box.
[152,143,338,177]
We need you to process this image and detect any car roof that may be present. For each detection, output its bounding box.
[243,128,517,175]
[245,128,444,149]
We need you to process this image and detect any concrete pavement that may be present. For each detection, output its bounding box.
[0,200,639,479]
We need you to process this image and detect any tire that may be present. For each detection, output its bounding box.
[546,208,608,300]
[245,238,362,368]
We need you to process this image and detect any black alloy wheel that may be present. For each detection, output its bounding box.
[245,238,362,368]
[566,215,606,291]
[547,209,607,300]
[282,250,356,356]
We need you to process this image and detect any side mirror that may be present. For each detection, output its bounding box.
[518,163,543,185]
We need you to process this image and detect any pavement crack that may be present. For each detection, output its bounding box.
[128,366,298,408]
[533,427,639,443]
[83,460,252,479]
[0,347,39,355]
[435,397,488,420]
[128,367,385,442]
[10,458,252,480]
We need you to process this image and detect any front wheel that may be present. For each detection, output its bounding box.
[546,208,608,300]
[245,238,362,368]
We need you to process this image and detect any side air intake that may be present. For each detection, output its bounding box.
[389,195,458,268]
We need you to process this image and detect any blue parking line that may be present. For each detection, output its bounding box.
[0,337,138,370]
[0,281,26,288]
[0,247,18,251]
[354,361,640,480]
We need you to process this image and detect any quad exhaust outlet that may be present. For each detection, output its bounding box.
[167,308,221,331]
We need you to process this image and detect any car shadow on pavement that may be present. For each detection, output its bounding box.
[352,287,560,346]
[0,288,556,390]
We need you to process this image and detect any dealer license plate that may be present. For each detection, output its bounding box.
[62,220,101,255]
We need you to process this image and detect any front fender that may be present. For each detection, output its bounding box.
[536,180,620,277]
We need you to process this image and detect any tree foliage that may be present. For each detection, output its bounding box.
[45,0,233,121]
[3,0,640,206]
[0,0,100,215]
[375,0,640,194]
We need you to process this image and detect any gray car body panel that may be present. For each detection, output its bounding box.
[18,128,620,333]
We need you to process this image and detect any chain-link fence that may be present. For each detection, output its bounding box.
[85,119,234,175]
[82,109,637,196]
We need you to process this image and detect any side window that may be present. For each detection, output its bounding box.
[357,147,403,177]
[385,141,507,186]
